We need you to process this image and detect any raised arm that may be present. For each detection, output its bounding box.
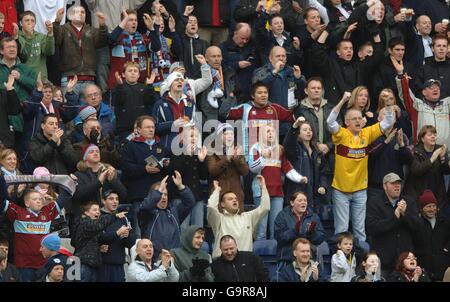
[327,92,351,134]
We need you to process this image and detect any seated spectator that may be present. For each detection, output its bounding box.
[107,9,161,90]
[389,251,431,282]
[0,239,20,282]
[120,115,170,235]
[127,238,179,282]
[17,11,54,79]
[283,118,328,209]
[414,189,450,281]
[330,232,356,282]
[351,251,385,282]
[138,171,195,261]
[170,225,214,282]
[35,232,68,281]
[0,174,74,281]
[71,202,128,282]
[366,173,420,272]
[73,118,119,167]
[37,257,65,282]
[97,190,136,282]
[211,235,268,282]
[403,125,450,208]
[71,144,127,219]
[207,176,269,258]
[72,84,116,142]
[207,123,249,213]
[28,113,78,175]
[275,238,322,282]
[274,191,325,266]
[53,6,108,96]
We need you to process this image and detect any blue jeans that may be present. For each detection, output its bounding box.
[97,264,125,282]
[80,264,97,282]
[332,189,367,242]
[173,199,204,231]
[254,196,284,240]
[60,76,95,98]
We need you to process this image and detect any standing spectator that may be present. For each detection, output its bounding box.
[138,171,196,261]
[120,115,170,235]
[211,235,268,282]
[107,9,161,90]
[403,125,450,208]
[207,176,269,258]
[0,75,20,149]
[28,113,78,175]
[414,189,450,281]
[185,1,230,46]
[351,251,385,282]
[219,22,259,102]
[283,118,328,209]
[97,190,136,282]
[206,123,249,213]
[71,201,128,282]
[17,11,55,80]
[404,15,433,69]
[71,144,127,218]
[113,62,158,143]
[179,13,209,79]
[274,191,325,266]
[275,238,322,282]
[327,92,395,242]
[170,225,214,282]
[366,172,420,272]
[416,34,450,99]
[389,251,431,282]
[346,86,376,126]
[127,238,179,282]
[0,174,74,281]
[200,46,235,121]
[330,232,357,282]
[53,6,108,96]
[0,149,25,202]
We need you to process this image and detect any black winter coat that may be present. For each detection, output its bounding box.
[211,251,269,282]
[0,89,20,148]
[416,57,450,99]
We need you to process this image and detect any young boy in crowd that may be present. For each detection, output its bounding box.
[330,232,356,282]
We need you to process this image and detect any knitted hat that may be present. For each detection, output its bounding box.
[167,72,184,88]
[33,166,50,177]
[216,123,234,135]
[79,106,97,122]
[45,257,64,276]
[169,61,185,73]
[418,189,437,209]
[82,144,100,161]
[41,233,61,251]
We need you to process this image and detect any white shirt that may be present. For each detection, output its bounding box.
[23,0,68,34]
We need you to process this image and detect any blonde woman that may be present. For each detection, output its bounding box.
[347,86,376,126]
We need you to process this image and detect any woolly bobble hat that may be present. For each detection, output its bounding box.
[33,166,50,177]
[79,106,97,122]
[41,233,61,251]
[167,72,184,88]
[418,189,437,209]
[82,144,100,161]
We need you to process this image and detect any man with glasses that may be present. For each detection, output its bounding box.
[326,91,395,245]
[72,84,115,143]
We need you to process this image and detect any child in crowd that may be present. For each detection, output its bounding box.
[331,232,356,282]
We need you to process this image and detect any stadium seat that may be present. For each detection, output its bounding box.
[253,240,278,279]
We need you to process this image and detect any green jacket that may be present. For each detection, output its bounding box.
[0,58,37,132]
[18,31,55,79]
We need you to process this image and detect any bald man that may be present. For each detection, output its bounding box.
[219,22,259,102]
[127,239,179,282]
[199,46,236,121]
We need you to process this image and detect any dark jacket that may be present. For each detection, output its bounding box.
[274,206,326,262]
[368,134,413,190]
[252,63,306,109]
[113,82,156,135]
[404,21,429,70]
[99,209,136,265]
[0,263,21,282]
[219,37,259,102]
[366,193,420,270]
[180,33,209,79]
[186,0,231,26]
[283,126,328,208]
[416,57,450,99]
[28,131,78,175]
[388,270,431,282]
[310,39,384,105]
[275,260,323,282]
[71,213,116,268]
[71,162,127,216]
[138,187,196,261]
[53,22,108,76]
[211,251,268,282]
[170,225,214,282]
[405,0,450,26]
[120,136,169,203]
[0,89,20,148]
[404,143,450,209]
[414,214,450,281]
